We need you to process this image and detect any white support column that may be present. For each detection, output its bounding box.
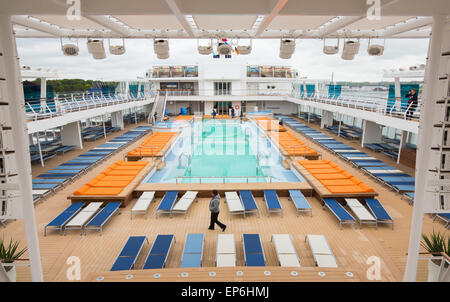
[338,113,342,137]
[361,120,383,147]
[61,121,83,149]
[40,77,46,111]
[321,110,334,129]
[397,130,408,164]
[0,15,43,282]
[403,15,445,282]
[111,111,124,130]
[394,77,401,112]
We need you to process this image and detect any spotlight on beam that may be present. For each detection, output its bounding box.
[87,39,106,59]
[280,39,295,59]
[341,40,360,60]
[109,39,126,55]
[60,38,79,56]
[367,40,384,56]
[154,39,169,59]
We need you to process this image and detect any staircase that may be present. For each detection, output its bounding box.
[149,90,168,123]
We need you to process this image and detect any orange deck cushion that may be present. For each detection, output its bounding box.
[72,160,149,196]
[128,131,176,157]
[298,159,375,195]
[83,187,124,196]
[92,180,132,188]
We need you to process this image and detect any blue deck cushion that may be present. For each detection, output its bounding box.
[110,236,147,271]
[32,183,58,190]
[392,185,415,192]
[264,190,282,210]
[181,233,204,268]
[32,178,67,184]
[143,234,174,269]
[365,199,393,221]
[119,236,147,257]
[379,176,415,183]
[157,191,179,211]
[243,234,265,267]
[46,203,85,227]
[86,202,121,227]
[323,198,355,221]
[37,173,77,178]
[288,190,311,210]
[239,190,258,210]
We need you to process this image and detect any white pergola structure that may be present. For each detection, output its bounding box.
[0,0,449,282]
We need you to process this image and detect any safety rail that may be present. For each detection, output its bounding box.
[292,90,421,121]
[25,91,156,121]
[175,175,274,184]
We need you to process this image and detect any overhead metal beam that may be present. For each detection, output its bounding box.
[164,0,195,37]
[315,16,364,37]
[255,0,289,37]
[11,15,62,37]
[84,15,132,37]
[383,17,433,37]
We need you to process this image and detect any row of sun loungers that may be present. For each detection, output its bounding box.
[44,202,121,236]
[31,126,152,202]
[276,114,415,197]
[322,198,394,230]
[432,213,450,229]
[111,233,338,271]
[130,190,311,220]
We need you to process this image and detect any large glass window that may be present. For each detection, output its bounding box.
[214,82,231,96]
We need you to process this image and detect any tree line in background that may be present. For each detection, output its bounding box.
[23,79,119,94]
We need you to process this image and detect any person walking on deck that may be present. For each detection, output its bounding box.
[208,190,227,231]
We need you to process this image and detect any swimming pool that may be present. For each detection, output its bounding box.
[143,119,304,183]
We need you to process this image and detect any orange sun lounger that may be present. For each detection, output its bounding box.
[297,159,375,194]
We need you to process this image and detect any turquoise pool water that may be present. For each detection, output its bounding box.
[144,119,303,183]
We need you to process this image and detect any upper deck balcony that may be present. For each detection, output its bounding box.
[247,65,298,79]
[147,66,199,79]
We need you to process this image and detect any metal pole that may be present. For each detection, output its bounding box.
[403,15,445,282]
[0,14,43,281]
[36,132,44,167]
[102,115,106,139]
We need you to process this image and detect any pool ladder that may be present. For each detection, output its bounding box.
[178,152,191,169]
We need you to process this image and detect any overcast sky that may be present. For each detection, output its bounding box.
[16,38,429,82]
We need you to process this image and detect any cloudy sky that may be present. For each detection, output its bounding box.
[16,38,429,82]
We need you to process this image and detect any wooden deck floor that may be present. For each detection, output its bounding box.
[2,119,448,282]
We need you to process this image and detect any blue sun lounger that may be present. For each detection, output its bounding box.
[32,183,59,191]
[378,176,415,184]
[181,233,204,268]
[37,173,78,179]
[364,198,394,229]
[288,190,312,216]
[239,190,260,217]
[392,184,415,193]
[433,213,450,228]
[263,190,282,217]
[84,202,121,235]
[110,236,148,271]
[143,234,175,269]
[32,178,68,184]
[352,160,388,167]
[323,198,356,229]
[155,191,178,218]
[44,203,85,236]
[242,234,266,267]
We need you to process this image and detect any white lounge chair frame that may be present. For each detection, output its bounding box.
[345,199,377,229]
[131,191,155,219]
[170,191,198,219]
[64,202,102,235]
[271,234,300,267]
[224,192,245,219]
[216,234,236,267]
[305,234,338,268]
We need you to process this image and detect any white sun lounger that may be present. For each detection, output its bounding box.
[305,234,338,268]
[225,192,245,218]
[345,199,377,229]
[64,202,102,235]
[131,191,155,219]
[272,234,300,267]
[216,234,236,267]
[170,191,198,218]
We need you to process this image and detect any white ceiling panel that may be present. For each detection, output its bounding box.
[267,15,335,30]
[194,15,257,30]
[114,15,184,30]
[32,15,107,30]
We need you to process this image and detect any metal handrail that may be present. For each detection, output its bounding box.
[137,145,163,159]
[175,175,273,184]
